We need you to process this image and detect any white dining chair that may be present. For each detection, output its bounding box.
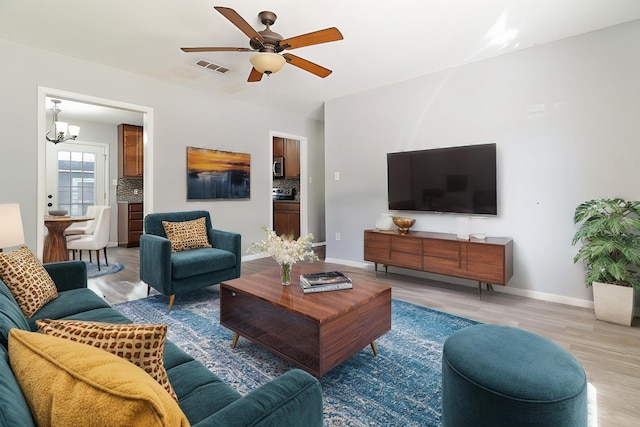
[64,205,102,238]
[67,206,111,270]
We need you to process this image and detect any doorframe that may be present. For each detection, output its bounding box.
[269,131,309,237]
[37,86,154,258]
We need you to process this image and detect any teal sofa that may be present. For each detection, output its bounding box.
[0,260,323,426]
[140,211,242,309]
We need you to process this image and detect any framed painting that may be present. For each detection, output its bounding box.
[187,146,250,200]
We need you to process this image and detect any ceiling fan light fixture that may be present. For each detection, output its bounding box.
[250,52,286,74]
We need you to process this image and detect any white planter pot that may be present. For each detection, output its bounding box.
[592,281,635,326]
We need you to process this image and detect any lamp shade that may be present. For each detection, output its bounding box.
[250,53,286,74]
[0,203,25,249]
[67,125,80,137]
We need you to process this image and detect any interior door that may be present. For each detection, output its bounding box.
[45,142,107,215]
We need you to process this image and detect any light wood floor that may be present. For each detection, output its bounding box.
[92,246,639,427]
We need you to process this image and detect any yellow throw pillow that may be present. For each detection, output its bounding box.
[0,246,58,318]
[162,217,212,253]
[8,329,189,427]
[36,319,177,402]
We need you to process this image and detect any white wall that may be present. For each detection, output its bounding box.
[0,38,324,256]
[324,21,640,305]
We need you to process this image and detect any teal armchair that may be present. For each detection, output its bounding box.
[140,211,241,309]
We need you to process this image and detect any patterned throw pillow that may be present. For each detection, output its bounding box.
[162,217,212,253]
[0,246,58,318]
[36,319,177,402]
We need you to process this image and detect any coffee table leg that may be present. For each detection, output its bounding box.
[370,341,378,356]
[231,333,240,349]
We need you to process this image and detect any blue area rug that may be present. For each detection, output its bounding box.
[85,260,124,278]
[114,287,478,426]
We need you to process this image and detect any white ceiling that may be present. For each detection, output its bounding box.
[4,0,640,122]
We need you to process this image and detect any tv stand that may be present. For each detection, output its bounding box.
[364,229,513,297]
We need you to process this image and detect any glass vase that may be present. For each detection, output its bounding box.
[280,263,292,286]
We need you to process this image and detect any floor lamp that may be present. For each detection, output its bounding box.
[0,203,25,252]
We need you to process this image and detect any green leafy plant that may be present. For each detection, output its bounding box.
[572,198,640,288]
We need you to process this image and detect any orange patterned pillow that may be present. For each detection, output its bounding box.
[162,217,212,253]
[0,246,58,318]
[36,319,177,402]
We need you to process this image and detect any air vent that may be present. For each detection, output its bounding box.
[194,60,230,74]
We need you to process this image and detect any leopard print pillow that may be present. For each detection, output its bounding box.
[162,217,212,253]
[36,319,177,402]
[0,246,58,318]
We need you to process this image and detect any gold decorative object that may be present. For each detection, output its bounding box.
[393,217,416,235]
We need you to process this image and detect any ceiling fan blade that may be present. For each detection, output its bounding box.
[181,47,253,52]
[280,27,343,50]
[214,6,264,46]
[282,54,332,78]
[248,67,263,82]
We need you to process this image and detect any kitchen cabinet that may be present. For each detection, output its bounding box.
[284,139,300,178]
[274,202,300,239]
[273,137,284,157]
[273,137,299,178]
[118,202,143,247]
[118,124,143,177]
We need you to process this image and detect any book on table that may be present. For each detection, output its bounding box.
[299,271,352,293]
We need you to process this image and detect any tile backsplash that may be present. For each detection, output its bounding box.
[117,177,143,203]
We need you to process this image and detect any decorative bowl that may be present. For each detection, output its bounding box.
[48,210,68,216]
[392,217,416,235]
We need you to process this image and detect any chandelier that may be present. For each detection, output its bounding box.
[45,99,80,144]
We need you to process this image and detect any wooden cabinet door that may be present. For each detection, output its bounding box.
[467,243,506,284]
[118,124,143,177]
[364,231,391,264]
[273,203,300,238]
[273,137,285,157]
[284,139,300,178]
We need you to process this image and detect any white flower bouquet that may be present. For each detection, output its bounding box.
[249,227,318,284]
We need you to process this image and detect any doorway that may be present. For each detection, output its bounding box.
[270,132,309,239]
[37,87,153,258]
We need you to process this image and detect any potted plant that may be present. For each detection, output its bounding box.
[572,198,640,325]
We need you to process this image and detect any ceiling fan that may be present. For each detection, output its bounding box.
[181,6,343,82]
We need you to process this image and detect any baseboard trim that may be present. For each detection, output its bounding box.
[323,257,597,310]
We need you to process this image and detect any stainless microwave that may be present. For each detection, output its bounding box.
[273,157,284,177]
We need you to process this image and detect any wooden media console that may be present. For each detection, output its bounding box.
[364,229,513,295]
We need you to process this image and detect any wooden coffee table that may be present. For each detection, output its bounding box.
[220,264,391,378]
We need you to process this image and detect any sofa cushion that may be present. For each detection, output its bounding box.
[171,247,237,280]
[0,345,35,426]
[163,217,212,253]
[0,279,30,348]
[26,288,112,329]
[36,319,177,401]
[168,359,241,425]
[8,329,189,427]
[0,246,58,318]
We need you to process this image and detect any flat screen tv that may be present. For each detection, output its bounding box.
[387,143,497,215]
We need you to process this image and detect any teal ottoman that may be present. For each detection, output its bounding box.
[442,325,588,426]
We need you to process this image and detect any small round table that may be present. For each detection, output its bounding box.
[43,216,93,263]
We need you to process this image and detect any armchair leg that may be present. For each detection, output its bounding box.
[103,247,109,266]
[147,285,151,296]
[169,295,176,310]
